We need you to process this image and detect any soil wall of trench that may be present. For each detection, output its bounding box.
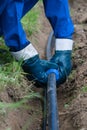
[0,0,87,130]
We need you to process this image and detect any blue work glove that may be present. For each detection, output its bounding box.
[50,50,72,85]
[22,55,58,84]
[50,39,73,85]
[11,43,58,84]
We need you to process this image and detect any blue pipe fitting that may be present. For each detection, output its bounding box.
[46,69,60,81]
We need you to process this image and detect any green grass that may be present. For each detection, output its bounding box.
[0,92,42,113]
[81,86,87,93]
[68,70,76,81]
[6,128,11,130]
[21,4,40,36]
[0,38,23,90]
[0,61,23,90]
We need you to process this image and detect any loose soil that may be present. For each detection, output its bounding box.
[0,0,87,130]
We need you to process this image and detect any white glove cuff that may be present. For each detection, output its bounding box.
[55,39,73,51]
[11,43,38,61]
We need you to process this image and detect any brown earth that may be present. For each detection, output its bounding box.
[0,0,87,130]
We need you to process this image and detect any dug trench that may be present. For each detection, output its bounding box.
[0,0,87,130]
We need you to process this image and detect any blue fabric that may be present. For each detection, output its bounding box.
[0,0,74,51]
[43,0,74,39]
[0,17,2,36]
[0,0,8,36]
[0,0,8,15]
[0,0,38,51]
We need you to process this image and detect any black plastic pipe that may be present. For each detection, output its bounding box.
[42,87,47,130]
[46,31,60,130]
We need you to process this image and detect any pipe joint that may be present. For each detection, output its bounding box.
[46,69,60,81]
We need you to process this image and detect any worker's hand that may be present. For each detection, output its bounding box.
[50,39,73,85]
[50,50,72,85]
[22,55,58,84]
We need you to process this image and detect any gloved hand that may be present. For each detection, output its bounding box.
[50,39,73,85]
[22,55,58,84]
[11,43,58,84]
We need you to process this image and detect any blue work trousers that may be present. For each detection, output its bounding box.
[0,0,74,51]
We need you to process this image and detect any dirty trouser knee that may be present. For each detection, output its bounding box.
[43,0,74,39]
